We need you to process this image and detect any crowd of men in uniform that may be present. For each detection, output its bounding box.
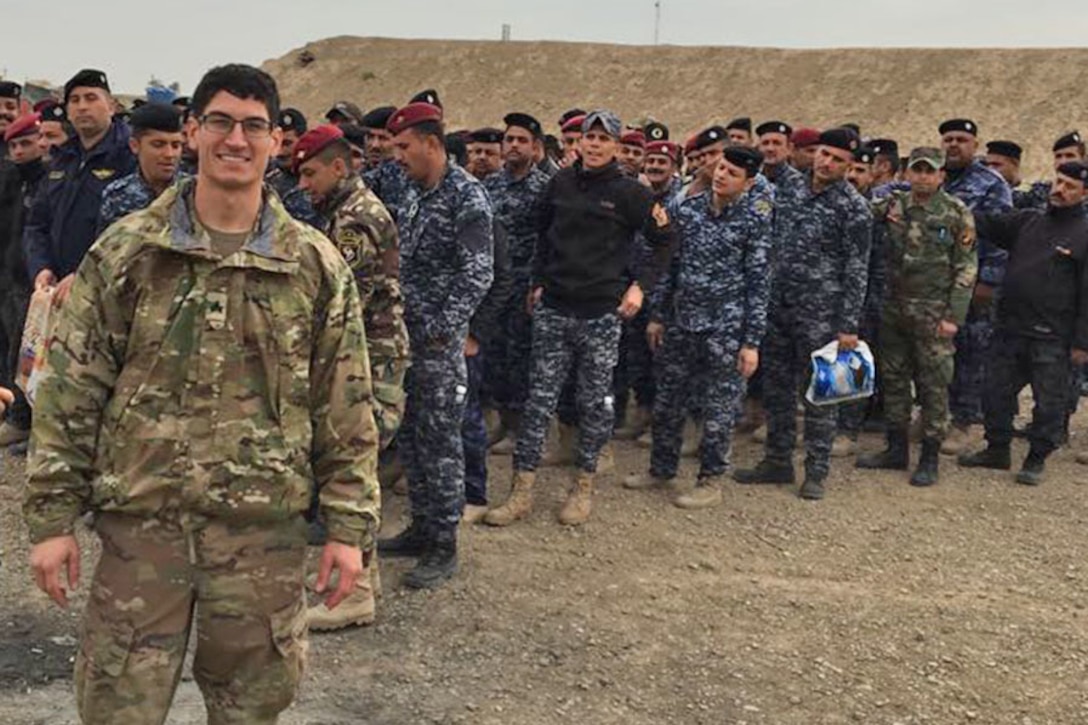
[2,63,1088,723]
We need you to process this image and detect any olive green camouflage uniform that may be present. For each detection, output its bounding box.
[872,188,978,440]
[24,177,381,724]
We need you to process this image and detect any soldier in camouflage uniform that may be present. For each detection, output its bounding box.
[735,128,872,500]
[376,102,493,589]
[624,147,772,507]
[363,92,442,222]
[97,102,186,234]
[24,65,378,724]
[857,147,977,486]
[292,124,409,627]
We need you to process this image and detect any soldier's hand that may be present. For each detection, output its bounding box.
[737,347,759,379]
[53,274,76,306]
[29,535,80,609]
[937,320,959,339]
[34,269,56,292]
[617,284,643,320]
[646,322,665,351]
[526,287,543,315]
[837,333,859,351]
[0,387,13,417]
[464,336,480,357]
[315,541,363,610]
[1072,348,1088,366]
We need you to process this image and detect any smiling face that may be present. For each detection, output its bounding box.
[643,153,675,185]
[188,91,281,192]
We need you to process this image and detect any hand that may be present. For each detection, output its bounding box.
[1072,348,1088,366]
[0,387,13,417]
[937,320,959,339]
[314,541,363,610]
[34,269,56,292]
[29,535,81,609]
[53,274,76,306]
[464,336,480,357]
[526,287,543,315]
[646,321,665,351]
[617,284,644,320]
[972,283,995,308]
[837,332,859,351]
[737,346,759,379]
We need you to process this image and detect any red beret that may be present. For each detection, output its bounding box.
[560,114,585,134]
[387,102,443,135]
[291,124,344,174]
[791,127,822,148]
[683,135,700,155]
[620,130,646,148]
[646,140,680,161]
[4,113,42,143]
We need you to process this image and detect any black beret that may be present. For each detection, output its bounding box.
[868,138,899,158]
[129,102,184,133]
[469,127,504,144]
[0,81,22,99]
[340,123,368,148]
[360,105,396,130]
[985,140,1023,161]
[692,125,728,150]
[558,108,586,126]
[37,101,65,122]
[445,133,467,166]
[1054,131,1083,152]
[171,96,191,109]
[818,127,861,152]
[64,68,110,102]
[840,122,861,135]
[504,112,543,138]
[726,117,752,133]
[278,108,307,133]
[756,120,793,138]
[410,89,442,109]
[938,118,978,136]
[723,146,764,177]
[853,146,876,165]
[644,121,669,141]
[326,101,364,124]
[1057,161,1088,183]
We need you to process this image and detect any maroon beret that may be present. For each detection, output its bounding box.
[387,102,443,135]
[560,115,585,134]
[621,130,646,148]
[291,124,344,174]
[4,113,42,143]
[791,127,822,148]
[646,140,681,162]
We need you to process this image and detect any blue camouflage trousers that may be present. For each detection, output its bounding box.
[651,327,744,479]
[401,341,469,531]
[614,307,656,418]
[514,304,622,473]
[762,300,838,481]
[950,304,994,427]
[484,277,533,413]
[463,351,489,506]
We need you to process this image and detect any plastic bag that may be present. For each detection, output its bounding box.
[804,339,876,407]
[16,287,59,408]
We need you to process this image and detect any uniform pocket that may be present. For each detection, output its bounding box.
[268,597,309,692]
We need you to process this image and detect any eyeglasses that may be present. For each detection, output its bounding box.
[199,112,273,138]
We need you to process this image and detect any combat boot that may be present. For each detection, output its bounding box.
[1015,450,1047,486]
[681,419,702,457]
[623,472,671,490]
[0,422,29,447]
[941,424,972,455]
[751,422,768,443]
[957,444,1011,470]
[597,443,616,474]
[377,519,430,558]
[404,529,457,589]
[542,420,577,466]
[673,476,723,509]
[461,504,489,525]
[614,406,652,440]
[830,434,858,458]
[798,475,826,500]
[484,471,535,527]
[856,428,909,470]
[910,438,941,487]
[734,459,795,485]
[307,560,377,631]
[558,471,594,526]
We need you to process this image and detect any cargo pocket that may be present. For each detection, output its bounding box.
[268,597,309,702]
[75,617,136,718]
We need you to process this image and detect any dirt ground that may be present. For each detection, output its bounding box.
[3,404,1088,725]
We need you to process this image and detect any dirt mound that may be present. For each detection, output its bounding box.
[262,37,1088,180]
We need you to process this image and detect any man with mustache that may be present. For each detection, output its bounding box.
[0,81,22,157]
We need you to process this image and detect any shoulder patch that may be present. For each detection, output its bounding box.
[753,199,773,217]
[92,169,116,180]
[49,170,65,181]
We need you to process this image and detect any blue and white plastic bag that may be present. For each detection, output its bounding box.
[804,339,876,407]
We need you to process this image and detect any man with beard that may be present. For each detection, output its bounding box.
[466,127,503,180]
[789,127,821,172]
[360,105,397,170]
[643,140,682,200]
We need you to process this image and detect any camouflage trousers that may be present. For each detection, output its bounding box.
[484,277,532,412]
[761,300,838,481]
[400,341,469,531]
[369,343,408,452]
[76,513,308,725]
[463,351,489,506]
[513,304,622,473]
[984,331,1071,456]
[651,327,744,479]
[949,303,994,427]
[614,307,655,418]
[881,303,955,441]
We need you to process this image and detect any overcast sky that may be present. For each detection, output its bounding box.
[4,0,1087,94]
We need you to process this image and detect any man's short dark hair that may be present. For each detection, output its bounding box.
[876,152,900,174]
[314,138,354,168]
[191,64,280,123]
[409,120,446,144]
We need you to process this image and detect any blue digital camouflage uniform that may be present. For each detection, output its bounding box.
[943,160,1013,426]
[97,171,180,235]
[398,163,494,535]
[265,161,322,227]
[483,165,550,413]
[364,159,412,224]
[761,171,872,482]
[1013,180,1050,211]
[650,188,773,479]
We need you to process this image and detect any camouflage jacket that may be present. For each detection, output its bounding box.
[943,160,1012,287]
[399,162,494,350]
[24,177,381,549]
[97,170,180,235]
[871,189,978,326]
[484,164,550,274]
[654,188,773,346]
[363,159,411,224]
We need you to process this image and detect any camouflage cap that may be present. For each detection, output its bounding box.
[907,146,945,170]
[582,110,622,139]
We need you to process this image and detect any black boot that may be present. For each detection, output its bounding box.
[957,444,1011,470]
[377,519,430,558]
[798,475,825,500]
[910,438,940,487]
[403,528,458,589]
[734,459,796,485]
[1015,450,1047,486]
[856,428,909,470]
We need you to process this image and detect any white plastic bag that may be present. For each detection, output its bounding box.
[16,287,59,408]
[804,339,876,407]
